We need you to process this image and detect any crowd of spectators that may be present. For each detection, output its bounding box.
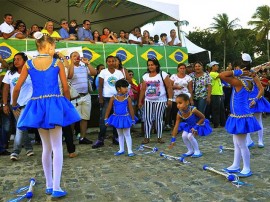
[1,13,270,157]
[0,13,182,46]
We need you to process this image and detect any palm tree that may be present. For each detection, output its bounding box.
[210,13,240,68]
[248,5,270,61]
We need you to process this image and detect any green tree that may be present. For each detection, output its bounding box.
[187,29,223,64]
[248,5,270,61]
[210,13,240,68]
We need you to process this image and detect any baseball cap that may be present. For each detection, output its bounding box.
[209,61,219,67]
[242,53,252,62]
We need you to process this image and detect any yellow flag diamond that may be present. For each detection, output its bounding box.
[110,47,134,65]
[0,42,19,61]
[82,47,101,62]
[141,48,163,61]
[169,49,188,64]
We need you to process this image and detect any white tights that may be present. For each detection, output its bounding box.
[182,131,200,155]
[38,126,63,191]
[246,113,264,146]
[228,134,251,174]
[116,128,133,154]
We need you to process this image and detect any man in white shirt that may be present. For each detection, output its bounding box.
[128,27,142,45]
[0,14,17,39]
[68,51,97,145]
[167,29,182,46]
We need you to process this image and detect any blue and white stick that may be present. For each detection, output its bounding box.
[219,145,234,153]
[25,178,35,199]
[8,178,36,202]
[139,145,158,152]
[11,186,29,195]
[203,165,237,181]
[160,152,189,163]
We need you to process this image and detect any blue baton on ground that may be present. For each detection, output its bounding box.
[140,145,158,152]
[219,145,234,153]
[8,178,36,202]
[25,178,35,199]
[160,152,187,163]
[203,165,236,181]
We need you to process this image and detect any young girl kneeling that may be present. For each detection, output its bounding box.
[169,94,212,158]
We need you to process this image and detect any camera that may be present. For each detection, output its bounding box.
[53,53,59,59]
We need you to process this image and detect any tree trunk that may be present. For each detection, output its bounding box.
[223,40,226,69]
[267,32,269,61]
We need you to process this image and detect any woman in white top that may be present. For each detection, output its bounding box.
[170,63,193,126]
[2,52,34,160]
[138,58,173,144]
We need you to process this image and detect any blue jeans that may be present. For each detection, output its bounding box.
[211,95,226,127]
[1,111,12,149]
[194,98,207,114]
[98,97,118,142]
[11,107,33,156]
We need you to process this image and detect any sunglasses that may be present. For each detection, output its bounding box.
[62,22,68,24]
[85,24,90,25]
[19,24,25,27]
[129,74,134,76]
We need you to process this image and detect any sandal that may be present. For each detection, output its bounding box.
[141,138,150,144]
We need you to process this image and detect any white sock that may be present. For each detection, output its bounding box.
[246,133,253,146]
[50,126,64,191]
[237,134,251,174]
[187,133,200,155]
[227,135,241,170]
[182,131,193,154]
[123,128,133,154]
[116,129,125,153]
[38,128,53,189]
[255,113,264,145]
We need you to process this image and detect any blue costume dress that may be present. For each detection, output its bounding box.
[17,58,81,130]
[177,106,212,136]
[225,78,261,134]
[107,95,136,129]
[248,78,270,113]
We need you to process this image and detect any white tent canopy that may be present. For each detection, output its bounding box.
[1,0,180,33]
[181,34,211,62]
[181,35,208,54]
[128,0,180,21]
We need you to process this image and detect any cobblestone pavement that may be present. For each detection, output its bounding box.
[1,116,270,202]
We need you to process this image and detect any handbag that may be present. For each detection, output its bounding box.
[68,81,80,100]
[160,71,168,97]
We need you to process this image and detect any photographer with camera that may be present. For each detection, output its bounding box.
[68,51,97,145]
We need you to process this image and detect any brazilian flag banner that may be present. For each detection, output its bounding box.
[0,38,188,82]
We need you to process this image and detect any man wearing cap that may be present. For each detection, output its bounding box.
[209,61,226,128]
[242,53,252,63]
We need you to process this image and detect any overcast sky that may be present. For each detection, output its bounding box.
[176,0,270,32]
[142,0,270,36]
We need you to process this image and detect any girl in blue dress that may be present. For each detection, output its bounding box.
[169,94,212,158]
[12,32,80,199]
[246,73,270,148]
[219,55,261,178]
[105,79,136,157]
